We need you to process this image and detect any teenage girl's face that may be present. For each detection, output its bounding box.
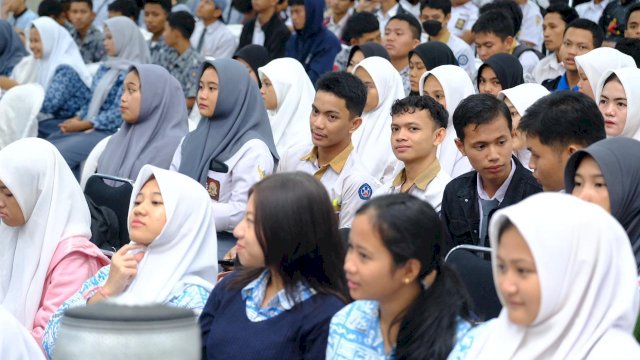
[478,66,502,97]
[260,75,278,111]
[346,50,365,73]
[496,225,540,326]
[129,178,166,245]
[598,79,627,137]
[0,180,26,227]
[29,27,43,59]
[103,27,117,57]
[198,67,219,118]
[572,155,611,213]
[408,53,426,93]
[121,71,142,124]
[354,67,378,113]
[423,75,446,109]
[233,194,265,267]
[577,68,594,100]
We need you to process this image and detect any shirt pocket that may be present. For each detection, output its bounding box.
[206,170,229,202]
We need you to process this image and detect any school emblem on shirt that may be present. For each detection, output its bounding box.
[358,183,373,200]
[258,165,265,179]
[457,54,469,66]
[455,18,466,30]
[206,177,220,201]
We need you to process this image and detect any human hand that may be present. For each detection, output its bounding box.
[59,116,93,133]
[103,244,146,296]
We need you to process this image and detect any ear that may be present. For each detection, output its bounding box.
[349,38,358,46]
[213,6,223,18]
[90,11,96,20]
[505,36,514,49]
[400,258,422,283]
[349,116,363,133]
[567,144,580,155]
[454,137,466,156]
[412,38,421,48]
[433,126,446,146]
[444,13,451,25]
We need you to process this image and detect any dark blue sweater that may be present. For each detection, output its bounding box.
[199,274,346,359]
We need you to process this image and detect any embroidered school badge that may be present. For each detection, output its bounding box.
[457,54,469,66]
[455,18,466,30]
[258,165,265,179]
[358,183,373,200]
[206,177,220,201]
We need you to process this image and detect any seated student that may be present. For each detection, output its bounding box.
[191,0,237,59]
[625,3,640,39]
[379,96,450,212]
[383,13,421,95]
[542,19,604,92]
[171,59,278,258]
[616,37,640,65]
[596,67,640,140]
[599,0,638,46]
[0,20,28,78]
[325,0,353,40]
[472,10,540,79]
[576,48,635,100]
[441,94,541,249]
[345,41,389,73]
[286,0,341,85]
[277,71,379,228]
[518,91,606,192]
[497,83,550,170]
[47,16,150,179]
[97,64,188,180]
[43,165,218,359]
[0,138,109,350]
[145,0,178,69]
[418,65,473,178]
[163,11,204,110]
[257,57,314,155]
[419,0,475,78]
[238,0,290,60]
[327,194,473,359]
[352,56,404,182]
[533,4,578,84]
[67,0,105,64]
[0,305,45,360]
[333,11,380,71]
[233,44,271,88]
[449,193,640,359]
[408,42,457,96]
[37,0,67,26]
[200,172,349,359]
[4,0,37,32]
[477,53,524,97]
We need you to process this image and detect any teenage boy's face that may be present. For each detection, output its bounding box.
[196,0,218,20]
[144,3,168,35]
[525,135,572,192]
[543,12,566,53]
[560,27,594,71]
[331,0,352,16]
[251,0,277,14]
[291,4,306,30]
[455,115,514,185]
[474,32,512,62]
[625,11,640,39]
[69,2,95,31]
[384,19,419,60]
[390,109,445,164]
[309,90,361,149]
[420,7,450,35]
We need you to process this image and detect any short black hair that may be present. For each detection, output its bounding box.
[69,0,93,8]
[564,19,604,48]
[108,0,140,20]
[144,0,171,14]
[518,92,605,149]
[480,1,521,35]
[452,93,512,142]
[472,9,515,39]
[615,38,640,67]
[388,13,422,40]
[342,11,379,43]
[167,10,195,39]
[626,2,640,20]
[420,0,452,16]
[391,95,449,130]
[316,71,367,118]
[38,0,65,17]
[544,3,579,25]
[289,0,304,6]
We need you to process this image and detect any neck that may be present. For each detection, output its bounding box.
[378,283,421,353]
[258,7,275,25]
[77,25,91,38]
[152,31,163,41]
[481,160,512,198]
[317,140,350,167]
[431,28,450,42]
[391,57,408,71]
[403,154,437,185]
[174,38,190,54]
[13,3,27,15]
[333,11,348,23]
[203,17,218,26]
[268,268,284,291]
[566,69,579,88]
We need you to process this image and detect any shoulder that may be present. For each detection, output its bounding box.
[330,300,378,326]
[445,171,477,193]
[447,320,492,360]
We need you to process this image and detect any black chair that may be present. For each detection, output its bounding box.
[445,245,502,321]
[84,174,135,252]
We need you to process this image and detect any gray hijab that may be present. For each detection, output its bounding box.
[565,137,640,270]
[178,58,278,185]
[86,16,150,120]
[0,20,27,75]
[97,64,188,180]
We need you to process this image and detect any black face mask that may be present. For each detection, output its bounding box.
[422,20,442,37]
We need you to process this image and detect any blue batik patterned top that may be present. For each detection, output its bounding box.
[40,65,91,120]
[78,64,125,132]
[42,265,211,360]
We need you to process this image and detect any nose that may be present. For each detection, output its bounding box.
[575,185,595,202]
[343,251,356,275]
[232,221,244,239]
[487,144,500,161]
[499,272,518,296]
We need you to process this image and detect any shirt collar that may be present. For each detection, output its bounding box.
[476,158,516,202]
[392,160,441,191]
[241,269,315,312]
[301,143,353,174]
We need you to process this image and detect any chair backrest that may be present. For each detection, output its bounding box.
[0,83,45,149]
[80,136,112,190]
[84,174,135,251]
[445,245,502,321]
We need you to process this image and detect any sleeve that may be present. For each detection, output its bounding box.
[325,312,342,359]
[89,73,125,131]
[517,51,540,79]
[78,65,105,119]
[440,185,458,252]
[300,299,343,359]
[199,284,223,360]
[216,30,239,59]
[167,285,212,315]
[40,66,80,115]
[446,322,486,360]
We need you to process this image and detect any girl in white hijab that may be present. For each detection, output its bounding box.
[596,67,640,140]
[576,47,636,100]
[497,83,550,170]
[42,165,218,359]
[257,57,314,155]
[419,65,474,178]
[352,56,404,182]
[0,138,109,350]
[0,305,44,360]
[448,193,640,359]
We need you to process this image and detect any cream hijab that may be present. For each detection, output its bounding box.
[575,48,635,98]
[352,56,404,181]
[112,165,218,304]
[467,193,640,359]
[257,57,314,155]
[419,65,474,178]
[0,138,92,328]
[596,67,640,141]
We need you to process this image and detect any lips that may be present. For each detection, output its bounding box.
[346,277,360,290]
[394,145,411,152]
[312,131,327,140]
[486,165,503,174]
[130,219,145,228]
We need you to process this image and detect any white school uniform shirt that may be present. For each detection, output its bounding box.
[448,2,479,39]
[277,143,380,228]
[327,8,354,40]
[376,3,400,34]
[399,0,421,19]
[170,138,275,232]
[516,46,541,79]
[190,20,238,59]
[251,19,266,46]
[447,34,476,78]
[533,52,564,83]
[576,0,611,23]
[518,0,544,52]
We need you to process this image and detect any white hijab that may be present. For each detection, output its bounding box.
[596,67,640,141]
[352,56,404,181]
[467,193,640,359]
[575,48,635,98]
[30,17,92,89]
[0,138,92,328]
[419,65,474,178]
[0,305,44,360]
[257,57,314,155]
[112,165,218,304]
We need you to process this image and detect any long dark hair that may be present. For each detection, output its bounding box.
[356,194,472,360]
[226,172,349,303]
